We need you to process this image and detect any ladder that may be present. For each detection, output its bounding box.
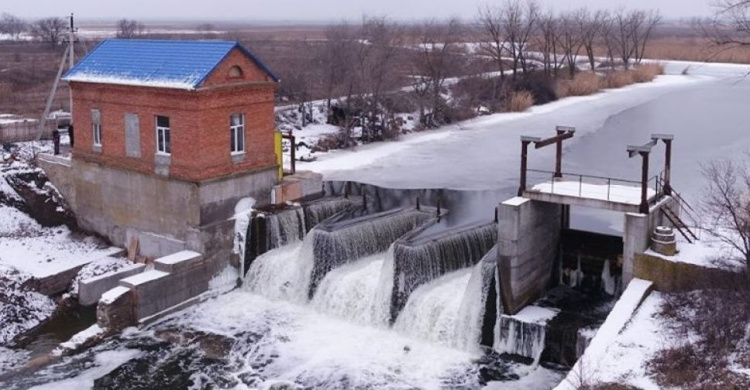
[662,206,698,243]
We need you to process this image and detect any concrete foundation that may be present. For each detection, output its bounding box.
[116,250,208,321]
[37,154,277,264]
[78,263,146,306]
[497,197,563,315]
[622,196,677,284]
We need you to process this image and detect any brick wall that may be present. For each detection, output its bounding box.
[70,50,277,183]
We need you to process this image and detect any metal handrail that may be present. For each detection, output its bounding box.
[526,168,665,204]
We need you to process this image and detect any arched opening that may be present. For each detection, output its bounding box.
[228,65,243,78]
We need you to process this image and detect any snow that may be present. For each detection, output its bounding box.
[63,72,203,90]
[530,180,656,205]
[0,205,123,278]
[119,270,169,286]
[564,293,668,389]
[154,250,200,265]
[503,196,529,207]
[0,265,57,345]
[0,346,29,376]
[644,232,738,269]
[28,349,143,390]
[53,324,105,356]
[99,286,130,305]
[511,305,560,325]
[555,278,654,390]
[71,257,134,295]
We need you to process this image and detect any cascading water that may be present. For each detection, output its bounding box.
[267,207,306,248]
[495,315,548,365]
[307,208,434,298]
[393,247,497,353]
[245,237,314,303]
[390,223,497,322]
[310,248,395,326]
[242,197,358,277]
[303,196,361,232]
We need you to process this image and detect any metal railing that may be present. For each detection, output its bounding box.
[525,169,665,205]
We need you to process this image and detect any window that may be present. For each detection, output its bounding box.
[156,115,171,155]
[91,109,102,146]
[230,113,244,154]
[228,65,243,78]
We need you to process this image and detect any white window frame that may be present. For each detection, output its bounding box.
[230,113,245,155]
[92,109,102,147]
[155,115,171,155]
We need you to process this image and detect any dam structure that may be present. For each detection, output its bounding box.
[238,128,695,367]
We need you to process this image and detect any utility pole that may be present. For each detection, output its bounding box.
[37,13,76,143]
[68,13,75,123]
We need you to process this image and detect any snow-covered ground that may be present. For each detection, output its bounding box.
[560,292,669,389]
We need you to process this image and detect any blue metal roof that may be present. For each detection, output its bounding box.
[63,39,279,89]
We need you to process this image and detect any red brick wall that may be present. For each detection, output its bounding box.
[70,65,277,182]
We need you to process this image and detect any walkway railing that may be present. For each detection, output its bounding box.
[524,169,665,206]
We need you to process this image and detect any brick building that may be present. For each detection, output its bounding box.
[42,39,282,268]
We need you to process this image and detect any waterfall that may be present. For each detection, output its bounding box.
[307,209,433,298]
[494,305,559,365]
[392,246,497,352]
[310,250,393,326]
[242,197,359,277]
[303,197,361,232]
[267,207,306,248]
[245,236,315,303]
[390,223,497,322]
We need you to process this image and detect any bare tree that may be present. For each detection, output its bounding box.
[501,0,539,79]
[321,22,356,111]
[535,9,561,77]
[632,10,661,64]
[411,18,465,126]
[30,17,66,47]
[351,17,404,142]
[116,19,145,39]
[702,158,750,272]
[557,10,586,78]
[579,10,608,71]
[0,13,27,41]
[478,4,508,81]
[696,1,750,47]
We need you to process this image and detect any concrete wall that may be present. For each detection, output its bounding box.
[622,196,678,285]
[78,263,146,306]
[118,251,209,321]
[634,253,744,292]
[39,156,275,263]
[497,197,562,315]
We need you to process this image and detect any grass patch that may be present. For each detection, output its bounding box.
[631,63,664,83]
[556,72,601,98]
[503,90,535,112]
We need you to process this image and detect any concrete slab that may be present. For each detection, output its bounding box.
[153,250,202,273]
[79,263,146,306]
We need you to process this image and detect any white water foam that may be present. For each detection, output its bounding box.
[393,260,491,353]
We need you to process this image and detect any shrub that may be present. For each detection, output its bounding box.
[602,70,635,89]
[513,71,557,105]
[631,63,664,83]
[557,72,601,98]
[503,90,535,112]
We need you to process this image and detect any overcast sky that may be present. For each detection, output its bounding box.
[2,0,714,22]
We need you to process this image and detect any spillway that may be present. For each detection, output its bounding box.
[389,222,497,322]
[307,207,435,298]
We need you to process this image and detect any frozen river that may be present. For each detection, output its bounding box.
[306,62,750,205]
